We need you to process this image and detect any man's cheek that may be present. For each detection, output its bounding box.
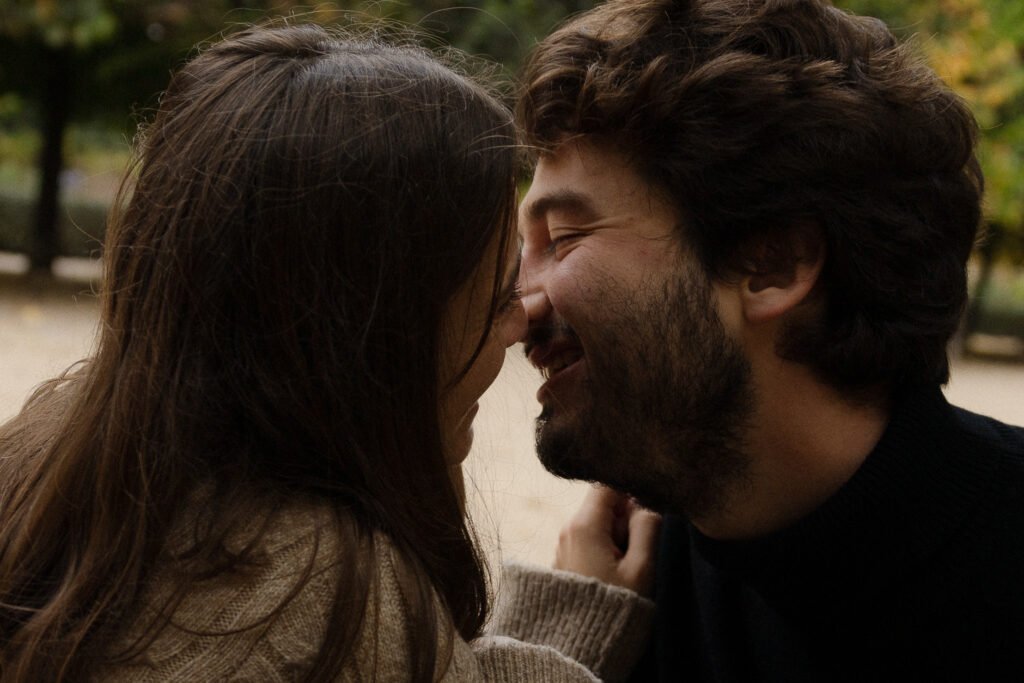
[549,261,612,316]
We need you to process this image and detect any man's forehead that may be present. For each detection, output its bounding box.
[521,148,676,231]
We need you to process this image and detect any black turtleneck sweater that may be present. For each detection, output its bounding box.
[630,385,1024,682]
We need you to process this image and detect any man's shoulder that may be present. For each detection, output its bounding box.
[949,403,1024,473]
[943,405,1024,591]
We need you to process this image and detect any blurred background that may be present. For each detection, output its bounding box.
[1,0,1022,567]
[1,0,1022,345]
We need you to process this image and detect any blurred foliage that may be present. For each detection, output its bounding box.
[839,0,1024,262]
[0,0,600,265]
[0,0,118,48]
[0,0,596,132]
[0,191,106,257]
[0,0,1021,267]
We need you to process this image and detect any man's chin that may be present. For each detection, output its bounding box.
[536,408,622,485]
[534,413,592,482]
[536,418,674,512]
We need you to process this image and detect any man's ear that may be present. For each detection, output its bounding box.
[740,223,825,324]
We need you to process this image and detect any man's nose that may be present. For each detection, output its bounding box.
[518,255,553,327]
[522,287,551,320]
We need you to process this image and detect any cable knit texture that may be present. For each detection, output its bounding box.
[92,500,650,681]
[490,563,654,682]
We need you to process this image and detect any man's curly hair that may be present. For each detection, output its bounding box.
[518,0,984,391]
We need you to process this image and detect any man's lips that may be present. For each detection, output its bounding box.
[528,339,584,376]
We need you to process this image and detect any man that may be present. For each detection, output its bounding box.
[515,0,1024,680]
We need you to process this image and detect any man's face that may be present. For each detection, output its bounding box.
[519,140,754,517]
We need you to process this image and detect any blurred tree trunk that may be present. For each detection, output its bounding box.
[963,222,1004,339]
[30,46,73,273]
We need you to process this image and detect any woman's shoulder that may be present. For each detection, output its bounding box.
[97,497,641,682]
[99,497,463,681]
[96,496,348,681]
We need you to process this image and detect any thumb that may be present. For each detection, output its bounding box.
[619,506,661,595]
[575,485,625,534]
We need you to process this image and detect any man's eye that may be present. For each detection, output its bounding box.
[546,233,582,255]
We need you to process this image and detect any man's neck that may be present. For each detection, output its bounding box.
[692,357,890,540]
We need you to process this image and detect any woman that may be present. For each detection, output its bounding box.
[0,23,654,682]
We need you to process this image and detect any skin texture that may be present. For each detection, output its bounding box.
[439,234,526,466]
[519,140,753,520]
[522,139,890,544]
[554,485,661,598]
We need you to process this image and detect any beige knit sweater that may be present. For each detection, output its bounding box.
[94,501,653,681]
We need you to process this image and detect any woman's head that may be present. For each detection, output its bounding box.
[439,234,525,466]
[113,18,519,632]
[111,22,519,492]
[0,22,518,680]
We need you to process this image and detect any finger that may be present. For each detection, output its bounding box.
[572,484,625,533]
[555,486,628,573]
[619,509,662,594]
[624,508,661,561]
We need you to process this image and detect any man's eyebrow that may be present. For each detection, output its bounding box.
[525,190,599,223]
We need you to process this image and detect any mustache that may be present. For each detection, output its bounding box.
[523,319,581,359]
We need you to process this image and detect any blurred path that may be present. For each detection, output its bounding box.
[0,271,99,417]
[2,271,1022,570]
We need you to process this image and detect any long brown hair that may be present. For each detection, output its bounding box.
[0,23,517,681]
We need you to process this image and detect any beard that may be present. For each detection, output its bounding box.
[534,266,754,519]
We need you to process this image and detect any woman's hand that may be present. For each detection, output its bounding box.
[554,485,661,597]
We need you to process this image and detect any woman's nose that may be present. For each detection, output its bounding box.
[504,301,528,348]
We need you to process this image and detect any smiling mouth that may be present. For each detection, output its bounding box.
[542,347,584,381]
[527,335,585,383]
